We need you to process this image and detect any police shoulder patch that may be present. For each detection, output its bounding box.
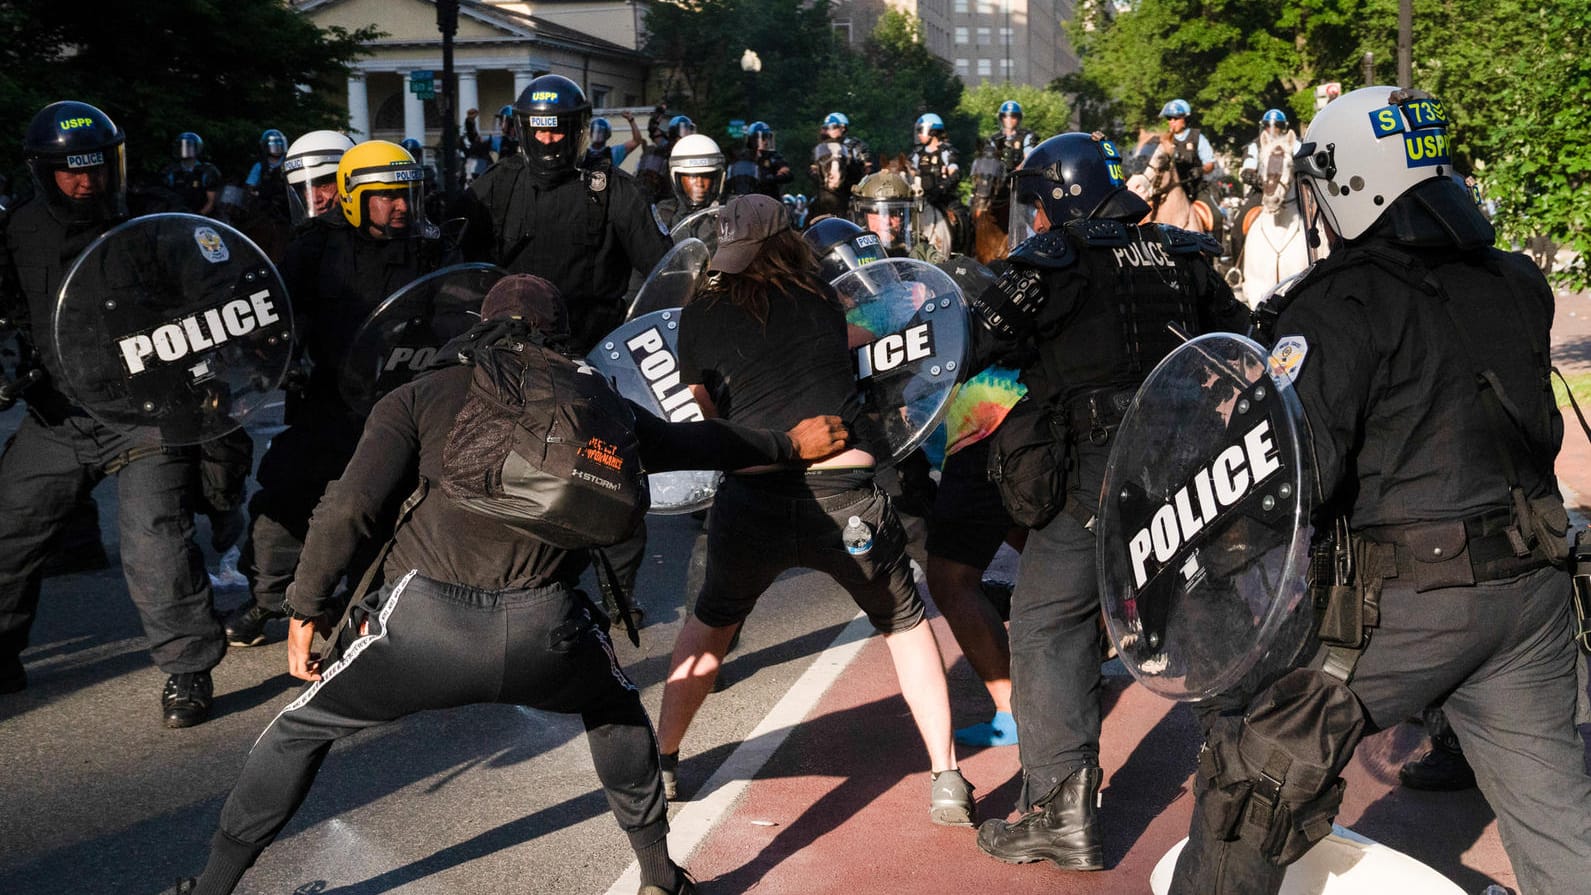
[1064,217,1131,247]
[1008,229,1077,270]
[1159,225,1222,257]
[1268,335,1308,386]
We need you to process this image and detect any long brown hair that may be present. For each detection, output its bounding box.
[702,229,835,326]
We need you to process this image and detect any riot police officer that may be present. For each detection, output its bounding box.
[162,131,223,216]
[223,140,449,648]
[809,112,872,218]
[244,129,289,216]
[725,122,791,198]
[583,110,643,171]
[908,113,969,254]
[1170,86,1591,895]
[968,133,1246,869]
[0,101,227,726]
[655,133,725,231]
[986,100,1037,188]
[459,75,671,353]
[849,170,917,258]
[283,130,355,224]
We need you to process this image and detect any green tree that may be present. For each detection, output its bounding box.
[0,0,375,189]
[957,82,1072,146]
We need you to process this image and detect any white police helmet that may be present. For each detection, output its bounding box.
[1293,86,1456,242]
[667,133,725,208]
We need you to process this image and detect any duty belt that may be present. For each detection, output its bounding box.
[1359,508,1553,591]
[1066,387,1136,445]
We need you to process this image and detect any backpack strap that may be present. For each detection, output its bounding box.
[590,547,641,646]
[325,477,430,644]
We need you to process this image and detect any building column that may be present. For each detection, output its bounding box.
[404,70,428,149]
[346,71,370,139]
[457,68,481,119]
[512,67,537,103]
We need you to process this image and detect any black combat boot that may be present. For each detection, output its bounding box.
[162,671,213,728]
[223,600,285,647]
[977,765,1104,870]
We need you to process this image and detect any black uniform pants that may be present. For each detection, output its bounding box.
[241,417,364,612]
[0,412,222,673]
[1172,567,1591,895]
[204,572,667,887]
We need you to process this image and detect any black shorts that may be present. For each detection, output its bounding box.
[926,440,1017,568]
[693,475,925,633]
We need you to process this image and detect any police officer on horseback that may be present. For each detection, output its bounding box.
[986,100,1037,188]
[909,113,970,256]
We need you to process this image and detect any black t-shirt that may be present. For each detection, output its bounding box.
[678,282,857,432]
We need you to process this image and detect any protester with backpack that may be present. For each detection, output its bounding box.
[168,275,848,895]
[653,194,976,827]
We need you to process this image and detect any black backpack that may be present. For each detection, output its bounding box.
[442,333,649,549]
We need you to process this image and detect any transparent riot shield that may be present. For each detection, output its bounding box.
[829,258,969,468]
[588,308,718,513]
[53,213,293,446]
[669,206,722,253]
[626,237,711,321]
[1097,333,1315,702]
[339,263,506,415]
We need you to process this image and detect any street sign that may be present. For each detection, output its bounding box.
[728,119,745,139]
[409,70,436,100]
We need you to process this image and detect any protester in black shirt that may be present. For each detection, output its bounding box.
[170,274,848,895]
[655,194,976,828]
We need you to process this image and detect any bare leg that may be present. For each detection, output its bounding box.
[882,619,957,772]
[925,556,1012,713]
[656,616,741,755]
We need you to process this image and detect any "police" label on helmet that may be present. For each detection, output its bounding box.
[66,152,105,169]
[117,290,282,376]
[625,327,703,422]
[855,321,935,378]
[1127,417,1282,588]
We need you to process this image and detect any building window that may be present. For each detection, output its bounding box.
[954,0,969,13]
[979,1,997,14]
[955,27,968,44]
[1000,26,1014,42]
[834,19,852,43]
[977,58,992,76]
[1000,58,1014,76]
[955,58,969,76]
[977,27,991,45]
[590,83,611,109]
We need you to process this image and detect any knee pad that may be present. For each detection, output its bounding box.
[1193,669,1367,865]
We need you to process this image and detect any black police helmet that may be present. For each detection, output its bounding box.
[23,100,128,224]
[512,74,591,178]
[1014,132,1148,225]
[802,216,885,282]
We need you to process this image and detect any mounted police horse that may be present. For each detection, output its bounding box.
[1127,133,1216,235]
[968,153,1010,265]
[1238,128,1309,304]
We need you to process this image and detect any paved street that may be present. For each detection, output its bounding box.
[2,279,1589,895]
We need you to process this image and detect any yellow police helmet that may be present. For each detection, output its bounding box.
[337,140,425,233]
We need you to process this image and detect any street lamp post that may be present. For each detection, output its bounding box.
[741,49,762,123]
[437,0,460,198]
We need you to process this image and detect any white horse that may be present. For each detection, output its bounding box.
[1240,128,1311,306]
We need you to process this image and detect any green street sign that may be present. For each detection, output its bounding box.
[409,71,434,95]
[728,119,745,138]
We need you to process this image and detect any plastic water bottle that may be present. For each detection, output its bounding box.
[842,515,873,556]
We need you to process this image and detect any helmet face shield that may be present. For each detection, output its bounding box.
[338,142,430,236]
[29,146,127,225]
[25,102,129,224]
[1006,182,1042,251]
[284,131,354,224]
[589,117,612,146]
[515,109,590,174]
[849,197,913,254]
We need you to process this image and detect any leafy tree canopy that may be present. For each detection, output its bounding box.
[0,0,375,192]
[957,81,1073,146]
[1066,0,1591,284]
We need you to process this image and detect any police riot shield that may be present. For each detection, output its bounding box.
[669,205,721,253]
[829,258,969,467]
[626,237,711,321]
[339,263,506,415]
[53,213,293,446]
[588,308,718,513]
[1096,333,1315,702]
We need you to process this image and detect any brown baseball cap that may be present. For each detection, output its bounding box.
[480,273,570,339]
[708,193,791,274]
